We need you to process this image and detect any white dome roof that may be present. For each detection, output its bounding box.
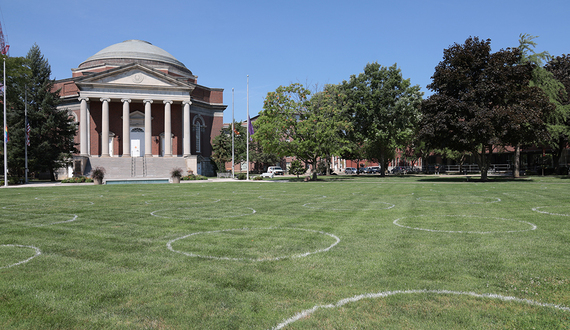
[79,40,189,73]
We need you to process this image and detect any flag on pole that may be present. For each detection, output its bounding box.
[248,116,254,141]
[4,125,8,143]
[25,119,31,146]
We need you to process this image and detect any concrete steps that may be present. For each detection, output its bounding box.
[86,157,187,179]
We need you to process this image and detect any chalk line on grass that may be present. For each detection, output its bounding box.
[532,206,570,217]
[393,215,537,234]
[0,213,79,227]
[416,196,501,204]
[303,201,395,211]
[259,194,326,201]
[3,201,93,210]
[33,214,79,227]
[270,289,570,330]
[145,198,220,205]
[0,244,41,269]
[151,207,256,220]
[167,227,340,261]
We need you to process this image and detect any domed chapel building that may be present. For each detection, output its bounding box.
[54,40,226,178]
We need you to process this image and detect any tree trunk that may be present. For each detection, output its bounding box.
[475,145,490,181]
[514,144,520,178]
[312,158,318,181]
[552,137,566,174]
[380,154,386,177]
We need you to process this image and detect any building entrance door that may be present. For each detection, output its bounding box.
[131,127,144,157]
[131,140,140,157]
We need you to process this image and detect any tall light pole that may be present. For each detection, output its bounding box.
[3,57,7,187]
[231,88,234,179]
[246,75,249,180]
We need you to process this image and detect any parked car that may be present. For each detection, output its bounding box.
[391,166,406,174]
[344,167,357,174]
[368,166,381,174]
[267,166,284,175]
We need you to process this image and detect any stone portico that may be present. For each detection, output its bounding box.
[54,40,226,178]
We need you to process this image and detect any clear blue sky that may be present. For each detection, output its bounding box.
[1,0,569,123]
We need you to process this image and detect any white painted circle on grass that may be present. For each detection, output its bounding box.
[259,194,326,201]
[0,245,41,269]
[0,213,79,227]
[34,214,79,227]
[145,198,220,205]
[303,201,394,211]
[167,227,340,261]
[151,207,256,220]
[532,206,570,217]
[393,215,536,234]
[270,289,570,330]
[416,196,501,204]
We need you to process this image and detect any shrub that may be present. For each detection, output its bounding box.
[253,176,263,180]
[237,173,247,180]
[61,176,92,183]
[289,160,306,178]
[171,167,183,177]
[91,167,105,181]
[182,174,207,181]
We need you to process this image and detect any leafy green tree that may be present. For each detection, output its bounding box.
[211,121,246,173]
[419,37,553,180]
[249,139,280,173]
[545,54,570,174]
[341,62,422,176]
[288,159,306,178]
[1,55,31,180]
[2,44,77,181]
[255,83,350,180]
[518,34,569,176]
[27,44,78,181]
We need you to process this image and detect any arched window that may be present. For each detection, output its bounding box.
[193,115,205,154]
[195,122,201,153]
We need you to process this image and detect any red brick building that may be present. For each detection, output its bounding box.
[54,40,226,178]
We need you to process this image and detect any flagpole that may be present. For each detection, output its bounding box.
[231,88,234,179]
[3,57,7,187]
[24,87,28,184]
[246,75,249,181]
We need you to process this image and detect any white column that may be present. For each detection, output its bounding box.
[100,98,111,157]
[122,98,131,157]
[79,97,89,156]
[144,99,153,157]
[163,100,173,157]
[183,101,191,156]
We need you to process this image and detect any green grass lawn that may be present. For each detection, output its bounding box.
[1,176,569,329]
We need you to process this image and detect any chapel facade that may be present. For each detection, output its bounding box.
[54,39,226,178]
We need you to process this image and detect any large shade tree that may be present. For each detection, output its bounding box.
[341,62,422,176]
[255,83,350,180]
[419,37,553,180]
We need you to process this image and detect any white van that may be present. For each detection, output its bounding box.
[267,166,284,175]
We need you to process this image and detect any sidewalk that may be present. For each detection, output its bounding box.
[0,177,274,188]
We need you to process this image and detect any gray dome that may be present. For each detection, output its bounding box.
[78,40,190,73]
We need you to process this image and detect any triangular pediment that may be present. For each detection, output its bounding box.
[76,64,192,89]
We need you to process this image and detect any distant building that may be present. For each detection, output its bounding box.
[54,40,226,178]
